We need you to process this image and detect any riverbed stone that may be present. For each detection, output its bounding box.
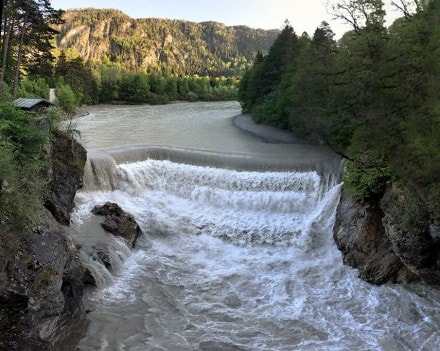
[92,202,141,248]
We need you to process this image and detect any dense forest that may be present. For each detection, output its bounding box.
[0,7,279,110]
[239,0,440,237]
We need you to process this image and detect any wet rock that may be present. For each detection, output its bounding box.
[0,210,87,350]
[383,212,440,285]
[92,202,141,248]
[1,130,88,350]
[44,130,87,225]
[333,192,418,284]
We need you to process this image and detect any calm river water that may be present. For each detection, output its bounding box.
[71,101,440,351]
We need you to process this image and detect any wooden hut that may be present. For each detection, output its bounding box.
[13,98,54,114]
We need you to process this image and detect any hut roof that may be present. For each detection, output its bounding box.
[13,98,54,110]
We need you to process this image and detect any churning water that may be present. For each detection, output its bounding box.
[71,102,440,350]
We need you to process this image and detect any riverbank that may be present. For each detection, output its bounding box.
[232,114,306,144]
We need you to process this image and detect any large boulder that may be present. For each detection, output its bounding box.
[92,202,141,248]
[44,130,87,225]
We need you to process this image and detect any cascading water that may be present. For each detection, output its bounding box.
[71,102,440,351]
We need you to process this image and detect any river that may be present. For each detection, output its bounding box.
[71,101,440,350]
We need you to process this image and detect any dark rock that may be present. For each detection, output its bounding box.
[95,245,112,269]
[92,202,141,248]
[82,269,96,286]
[44,130,87,225]
[333,192,418,284]
[383,212,440,285]
[1,129,88,350]
[0,210,87,350]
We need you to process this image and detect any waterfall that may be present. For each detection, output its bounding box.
[83,150,119,191]
[82,144,343,192]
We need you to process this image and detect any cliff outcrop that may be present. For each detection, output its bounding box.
[55,9,279,76]
[45,129,87,225]
[0,131,87,350]
[334,188,440,285]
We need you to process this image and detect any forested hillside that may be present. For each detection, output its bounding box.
[0,8,279,108]
[239,0,440,239]
[55,9,279,77]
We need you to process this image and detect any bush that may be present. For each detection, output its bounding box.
[0,103,49,228]
[55,83,79,113]
[17,77,49,99]
[344,154,393,201]
[0,82,12,102]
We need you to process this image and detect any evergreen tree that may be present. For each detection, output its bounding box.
[0,0,63,96]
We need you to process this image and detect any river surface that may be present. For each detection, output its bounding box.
[71,101,440,351]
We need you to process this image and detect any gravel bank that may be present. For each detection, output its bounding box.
[232,114,306,144]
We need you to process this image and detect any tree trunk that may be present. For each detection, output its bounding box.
[1,18,12,83]
[12,8,28,98]
[0,0,6,83]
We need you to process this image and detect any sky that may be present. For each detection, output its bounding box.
[50,0,403,38]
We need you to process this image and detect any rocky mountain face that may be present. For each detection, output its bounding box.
[55,9,279,76]
[334,189,440,285]
[0,131,87,350]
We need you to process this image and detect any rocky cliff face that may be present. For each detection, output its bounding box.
[45,130,87,225]
[334,189,440,285]
[56,9,279,76]
[0,131,87,350]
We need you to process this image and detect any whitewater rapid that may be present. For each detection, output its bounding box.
[70,102,440,351]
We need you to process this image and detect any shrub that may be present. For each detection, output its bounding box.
[0,103,49,229]
[344,154,393,201]
[55,83,79,114]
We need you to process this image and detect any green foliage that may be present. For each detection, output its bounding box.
[55,82,78,113]
[238,22,303,125]
[16,77,49,99]
[119,72,150,103]
[0,0,63,93]
[0,82,12,102]
[238,1,440,217]
[0,103,49,229]
[98,65,122,102]
[344,155,393,201]
[54,54,99,105]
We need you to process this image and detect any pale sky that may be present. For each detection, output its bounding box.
[50,0,403,38]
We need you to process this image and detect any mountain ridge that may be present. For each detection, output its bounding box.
[55,8,280,76]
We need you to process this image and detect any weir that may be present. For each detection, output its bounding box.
[82,144,343,193]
